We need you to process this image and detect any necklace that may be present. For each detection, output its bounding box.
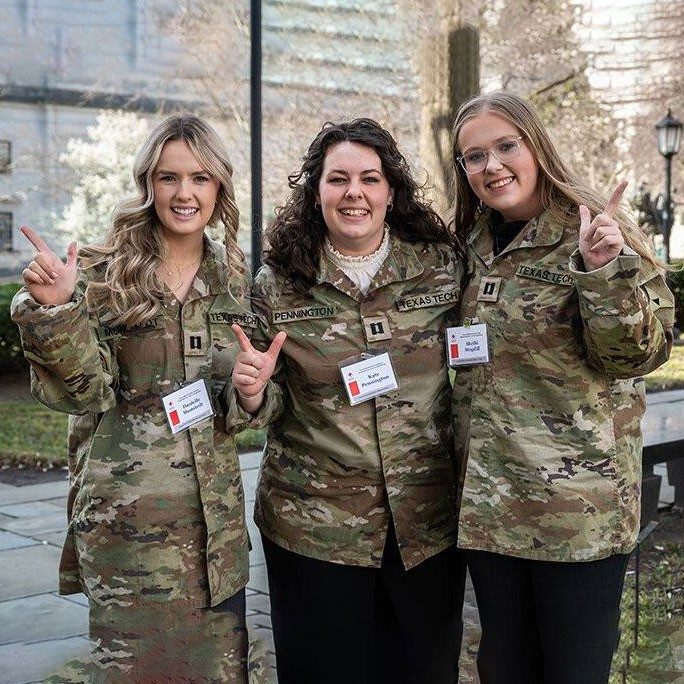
[159,253,203,296]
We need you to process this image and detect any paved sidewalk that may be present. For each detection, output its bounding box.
[0,450,482,684]
[0,451,275,684]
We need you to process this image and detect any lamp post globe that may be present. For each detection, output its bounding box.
[655,110,682,263]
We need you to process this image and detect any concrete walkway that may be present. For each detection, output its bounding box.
[1,389,680,683]
[0,451,276,684]
[0,449,482,684]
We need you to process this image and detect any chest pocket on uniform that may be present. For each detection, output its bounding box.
[514,265,574,325]
[97,317,166,398]
[207,296,259,381]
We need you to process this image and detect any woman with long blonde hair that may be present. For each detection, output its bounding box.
[11,114,282,681]
[450,91,674,684]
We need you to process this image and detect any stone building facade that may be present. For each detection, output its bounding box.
[0,0,419,274]
[0,0,200,273]
[1,0,680,275]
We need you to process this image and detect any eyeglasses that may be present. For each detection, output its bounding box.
[457,136,524,175]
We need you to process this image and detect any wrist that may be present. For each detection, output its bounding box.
[235,387,265,414]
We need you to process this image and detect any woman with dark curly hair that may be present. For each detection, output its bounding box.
[231,118,466,683]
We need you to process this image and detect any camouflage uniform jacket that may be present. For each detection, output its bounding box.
[453,209,674,562]
[253,236,461,570]
[11,238,280,606]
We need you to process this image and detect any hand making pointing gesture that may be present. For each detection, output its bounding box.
[231,323,286,413]
[20,226,78,306]
[578,180,628,272]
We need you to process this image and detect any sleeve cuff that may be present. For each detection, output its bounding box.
[569,247,641,313]
[223,379,283,432]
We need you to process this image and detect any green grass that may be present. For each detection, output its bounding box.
[645,344,684,392]
[0,401,69,468]
[610,539,684,682]
[0,399,266,470]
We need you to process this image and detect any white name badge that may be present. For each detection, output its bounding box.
[161,379,215,434]
[340,352,399,406]
[446,324,490,366]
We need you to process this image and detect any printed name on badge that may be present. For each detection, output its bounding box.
[162,379,215,434]
[340,352,399,405]
[446,324,490,366]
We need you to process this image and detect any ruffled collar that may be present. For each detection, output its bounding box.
[323,227,391,293]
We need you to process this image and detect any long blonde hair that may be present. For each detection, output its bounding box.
[81,114,244,327]
[450,91,660,269]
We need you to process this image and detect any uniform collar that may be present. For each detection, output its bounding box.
[470,208,565,266]
[316,232,424,298]
[186,236,234,301]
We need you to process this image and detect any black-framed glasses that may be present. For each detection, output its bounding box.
[457,136,524,175]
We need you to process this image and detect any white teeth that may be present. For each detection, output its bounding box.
[172,207,198,215]
[488,178,513,189]
[340,208,368,216]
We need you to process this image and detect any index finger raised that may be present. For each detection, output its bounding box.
[230,323,254,353]
[20,226,51,252]
[20,225,51,253]
[604,180,628,218]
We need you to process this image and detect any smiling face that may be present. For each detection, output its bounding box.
[458,112,543,222]
[316,141,394,256]
[152,138,220,243]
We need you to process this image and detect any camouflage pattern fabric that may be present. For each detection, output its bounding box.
[45,594,248,683]
[453,209,675,562]
[11,237,279,681]
[252,236,461,569]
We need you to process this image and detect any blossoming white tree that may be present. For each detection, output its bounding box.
[55,111,149,244]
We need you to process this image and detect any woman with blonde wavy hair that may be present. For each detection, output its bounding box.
[11,114,282,682]
[449,90,674,684]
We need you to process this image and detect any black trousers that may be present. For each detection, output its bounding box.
[466,550,630,684]
[262,525,466,684]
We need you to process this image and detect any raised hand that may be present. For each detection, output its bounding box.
[20,226,78,306]
[578,180,627,272]
[231,323,286,412]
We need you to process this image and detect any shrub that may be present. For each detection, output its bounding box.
[0,282,27,373]
[667,260,684,335]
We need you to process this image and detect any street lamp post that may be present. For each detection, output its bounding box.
[655,109,682,263]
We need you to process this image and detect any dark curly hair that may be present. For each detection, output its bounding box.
[265,118,454,293]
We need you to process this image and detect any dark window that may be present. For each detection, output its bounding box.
[0,141,10,173]
[0,212,12,251]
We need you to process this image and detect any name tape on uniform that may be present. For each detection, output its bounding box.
[209,311,259,327]
[272,305,336,324]
[162,379,214,434]
[396,289,458,311]
[340,352,399,405]
[515,265,573,286]
[446,324,490,366]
